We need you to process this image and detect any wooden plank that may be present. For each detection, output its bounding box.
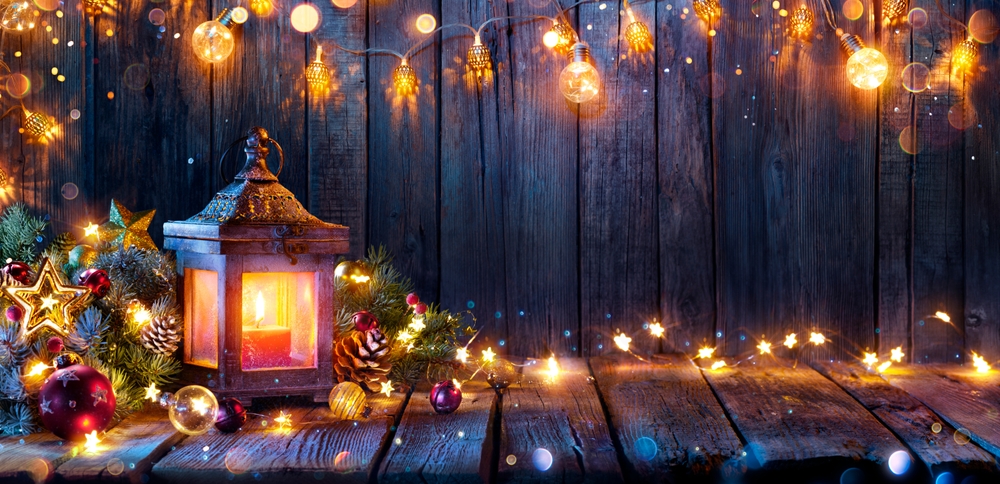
[909,0,967,364]
[366,0,440,301]
[577,0,658,357]
[55,408,185,483]
[378,381,495,484]
[590,354,742,481]
[153,394,406,483]
[308,0,368,257]
[0,432,77,483]
[657,0,716,355]
[963,11,1000,361]
[437,0,510,355]
[886,365,1000,458]
[701,362,905,475]
[712,0,877,360]
[814,361,997,475]
[499,358,621,483]
[877,0,915,359]
[212,0,308,211]
[92,0,212,244]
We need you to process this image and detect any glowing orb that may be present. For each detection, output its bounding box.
[969,9,998,43]
[415,13,436,34]
[231,6,249,24]
[332,0,358,8]
[634,437,657,461]
[888,450,911,475]
[290,4,320,33]
[531,448,553,471]
[900,62,929,92]
[542,30,560,48]
[842,0,863,20]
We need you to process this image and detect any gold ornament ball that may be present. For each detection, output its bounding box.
[306,61,331,91]
[393,63,417,96]
[23,111,50,138]
[952,38,979,73]
[882,0,907,23]
[692,0,721,23]
[485,358,519,391]
[788,5,814,41]
[467,43,492,72]
[328,381,367,420]
[335,260,370,285]
[625,21,653,53]
[67,244,99,269]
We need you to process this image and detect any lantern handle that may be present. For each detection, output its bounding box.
[218,135,286,184]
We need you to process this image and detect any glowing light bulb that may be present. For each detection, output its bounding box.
[952,37,979,74]
[841,34,888,90]
[624,9,652,53]
[862,352,878,367]
[306,46,330,92]
[1,1,37,32]
[544,21,575,53]
[192,9,237,64]
[467,35,492,72]
[692,0,721,23]
[415,13,436,34]
[393,59,417,96]
[250,0,273,16]
[787,5,814,41]
[22,109,50,137]
[559,43,600,103]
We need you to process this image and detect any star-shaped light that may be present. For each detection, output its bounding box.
[877,361,892,373]
[379,380,393,398]
[784,333,797,349]
[862,352,878,367]
[397,330,414,344]
[274,411,292,430]
[84,430,101,453]
[144,383,161,402]
[191,396,211,415]
[56,368,79,387]
[972,351,991,373]
[935,311,951,323]
[3,258,90,340]
[697,346,716,359]
[27,361,51,377]
[482,347,496,363]
[757,340,772,355]
[98,199,157,251]
[455,347,469,363]
[890,346,904,363]
[92,387,108,406]
[39,397,53,414]
[809,332,826,345]
[649,322,665,338]
[614,333,632,352]
[408,315,426,332]
[84,222,99,238]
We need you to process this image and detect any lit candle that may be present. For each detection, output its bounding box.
[242,291,292,369]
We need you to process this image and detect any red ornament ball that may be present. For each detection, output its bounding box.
[405,293,420,306]
[2,261,31,285]
[429,380,462,415]
[5,305,22,322]
[414,302,428,315]
[215,397,247,433]
[77,268,111,299]
[38,363,116,441]
[352,311,379,331]
[46,336,64,354]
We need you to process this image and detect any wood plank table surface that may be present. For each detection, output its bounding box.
[10,359,1000,482]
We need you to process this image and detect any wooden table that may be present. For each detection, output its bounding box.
[4,356,999,483]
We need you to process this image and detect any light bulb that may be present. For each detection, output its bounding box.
[544,21,575,53]
[1,1,36,32]
[467,35,492,72]
[162,385,219,436]
[306,46,330,91]
[952,37,979,74]
[787,5,814,41]
[692,0,721,23]
[394,59,417,96]
[22,110,50,137]
[192,9,237,64]
[841,34,888,90]
[559,43,600,103]
[882,0,907,24]
[624,10,653,53]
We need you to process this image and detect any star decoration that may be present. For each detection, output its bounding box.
[649,322,665,338]
[191,397,211,415]
[380,380,393,398]
[92,387,108,406]
[408,316,426,332]
[56,369,79,387]
[144,383,161,402]
[613,333,632,352]
[863,352,878,367]
[455,347,469,363]
[84,430,101,453]
[274,411,292,430]
[39,397,53,414]
[783,333,797,349]
[98,199,157,251]
[757,340,772,355]
[697,347,716,359]
[809,332,826,346]
[84,222,99,238]
[481,347,496,363]
[890,346,905,363]
[3,258,90,340]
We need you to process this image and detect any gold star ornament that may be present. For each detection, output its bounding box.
[3,258,90,340]
[99,199,157,251]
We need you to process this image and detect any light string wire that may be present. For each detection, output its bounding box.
[819,0,840,31]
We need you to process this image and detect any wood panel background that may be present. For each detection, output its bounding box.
[1,0,997,361]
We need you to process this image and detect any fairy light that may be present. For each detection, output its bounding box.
[26,361,51,377]
[757,340,772,355]
[393,59,418,96]
[144,382,161,402]
[467,35,492,72]
[455,347,469,363]
[132,306,152,326]
[379,380,393,397]
[648,322,665,338]
[624,8,653,53]
[809,332,826,345]
[84,223,99,238]
[305,45,331,92]
[890,346,904,363]
[191,397,211,415]
[862,352,878,367]
[784,333,797,349]
[83,431,101,453]
[935,311,951,323]
[274,411,292,430]
[614,333,632,352]
[692,0,722,23]
[408,315,426,332]
[481,347,496,363]
[877,361,892,373]
[710,360,726,370]
[546,355,559,379]
[397,330,414,344]
[696,346,715,359]
[451,378,462,390]
[972,352,991,373]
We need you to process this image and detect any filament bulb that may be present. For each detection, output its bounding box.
[840,34,888,89]
[559,43,600,103]
[192,9,237,64]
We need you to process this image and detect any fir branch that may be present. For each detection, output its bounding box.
[0,203,46,263]
[66,307,109,357]
[0,401,37,436]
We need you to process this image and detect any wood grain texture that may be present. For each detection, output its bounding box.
[379,381,495,484]
[308,0,368,257]
[0,432,77,483]
[712,0,877,360]
[499,358,622,484]
[55,408,184,483]
[701,362,903,473]
[590,354,742,482]
[366,0,440,302]
[437,0,510,353]
[886,365,1000,458]
[577,0,658,356]
[657,0,716,355]
[93,0,212,244]
[153,395,406,483]
[813,361,997,475]
[909,0,967,364]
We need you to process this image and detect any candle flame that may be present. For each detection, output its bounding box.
[83,431,101,453]
[711,360,726,370]
[809,332,826,346]
[757,340,772,355]
[649,322,665,338]
[697,346,716,359]
[877,361,892,373]
[27,361,51,377]
[784,333,797,349]
[890,346,904,363]
[862,352,878,367]
[935,311,951,323]
[972,351,991,373]
[255,291,265,326]
[614,333,632,352]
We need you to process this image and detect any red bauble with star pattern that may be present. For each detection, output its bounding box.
[37,361,115,441]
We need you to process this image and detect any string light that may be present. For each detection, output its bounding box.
[787,5,814,41]
[467,35,492,72]
[696,346,715,359]
[192,8,237,64]
[951,37,979,74]
[544,21,576,53]
[877,361,892,373]
[84,223,99,238]
[757,340,772,355]
[710,360,726,370]
[144,382,161,402]
[559,43,600,103]
[393,59,417,96]
[840,33,888,89]
[546,355,559,379]
[624,7,652,53]
[274,410,292,430]
[26,361,51,377]
[648,322,664,338]
[972,351,991,373]
[935,311,951,323]
[83,430,102,453]
[306,46,330,92]
[379,380,393,397]
[455,347,469,363]
[890,346,905,363]
[809,332,826,345]
[613,332,631,352]
[22,109,51,138]
[481,346,496,363]
[882,0,908,24]
[250,0,273,16]
[783,333,797,349]
[692,0,722,24]
[863,352,878,367]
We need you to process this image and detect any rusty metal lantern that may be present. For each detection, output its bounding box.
[467,38,492,72]
[164,126,348,403]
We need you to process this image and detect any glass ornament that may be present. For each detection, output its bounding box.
[544,21,575,53]
[328,381,367,420]
[163,385,219,435]
[485,358,519,392]
[559,43,600,103]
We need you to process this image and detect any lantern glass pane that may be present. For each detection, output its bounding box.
[184,269,219,368]
[241,272,317,371]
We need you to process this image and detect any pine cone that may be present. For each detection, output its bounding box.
[47,232,77,256]
[333,328,392,392]
[139,316,181,355]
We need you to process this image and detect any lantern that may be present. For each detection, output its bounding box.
[163,127,348,403]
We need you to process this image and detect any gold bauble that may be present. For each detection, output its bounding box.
[882,0,907,23]
[23,111,49,138]
[393,63,417,96]
[328,381,367,420]
[692,0,721,23]
[625,21,653,53]
[788,5,814,41]
[952,38,979,74]
[306,60,330,91]
[334,260,370,285]
[67,244,99,269]
[467,43,492,72]
[485,358,518,392]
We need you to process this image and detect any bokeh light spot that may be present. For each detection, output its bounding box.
[900,62,929,92]
[841,467,864,484]
[124,64,150,90]
[106,458,124,476]
[290,4,320,33]
[332,0,358,8]
[969,10,998,44]
[634,437,657,461]
[937,472,956,484]
[148,8,165,25]
[954,428,972,445]
[842,0,863,20]
[948,102,976,130]
[415,14,436,34]
[6,73,31,99]
[908,8,928,29]
[888,450,911,475]
[225,447,253,474]
[532,448,553,471]
[61,183,79,200]
[899,126,919,154]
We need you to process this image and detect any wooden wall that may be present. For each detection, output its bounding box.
[2,0,997,362]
